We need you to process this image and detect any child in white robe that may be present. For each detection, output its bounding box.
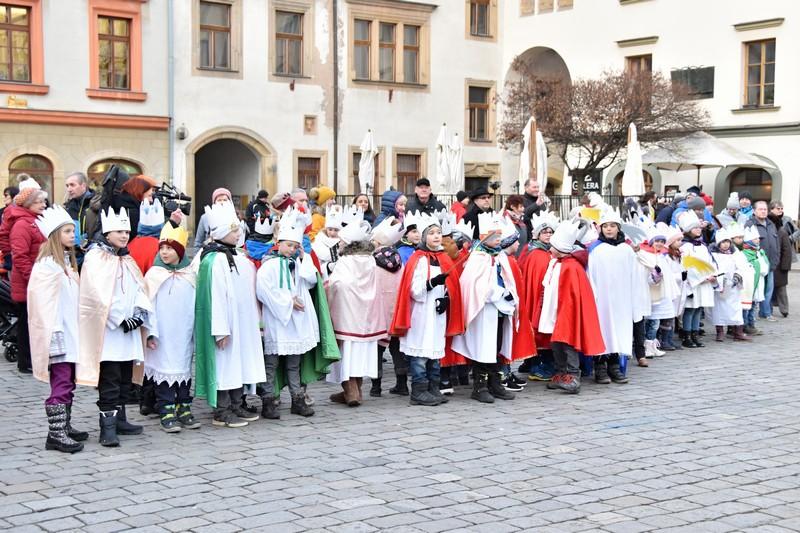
[710,228,747,342]
[678,210,717,348]
[311,205,343,280]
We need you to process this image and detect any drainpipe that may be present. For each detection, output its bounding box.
[167,0,175,185]
[332,0,339,191]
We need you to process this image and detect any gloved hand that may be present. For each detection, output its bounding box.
[426,272,449,291]
[503,292,515,302]
[435,295,450,315]
[120,316,144,333]
[681,271,688,281]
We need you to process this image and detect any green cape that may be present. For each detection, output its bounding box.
[194,252,218,406]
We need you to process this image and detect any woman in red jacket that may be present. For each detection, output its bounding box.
[8,187,47,373]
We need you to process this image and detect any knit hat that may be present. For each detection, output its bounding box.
[15,186,44,207]
[739,190,753,201]
[271,192,295,212]
[310,186,336,205]
[211,187,232,203]
[687,197,706,211]
[726,192,740,210]
[456,191,468,202]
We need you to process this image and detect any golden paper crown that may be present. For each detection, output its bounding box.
[159,224,188,249]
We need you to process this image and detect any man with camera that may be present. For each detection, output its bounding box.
[245,190,270,234]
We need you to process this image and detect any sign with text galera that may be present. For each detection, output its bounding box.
[571,172,602,194]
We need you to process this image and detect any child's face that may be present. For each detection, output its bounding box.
[425,226,442,249]
[406,228,420,244]
[59,224,75,248]
[733,236,744,246]
[106,230,129,249]
[652,238,666,252]
[278,240,300,257]
[159,243,179,265]
[324,227,340,239]
[669,240,681,251]
[690,227,702,238]
[601,223,619,240]
[220,227,240,245]
[483,233,501,249]
[718,240,731,252]
[505,241,520,255]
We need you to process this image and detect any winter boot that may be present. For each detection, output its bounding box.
[594,359,611,384]
[115,405,143,435]
[487,372,515,400]
[159,405,182,433]
[176,403,201,429]
[429,379,448,404]
[733,325,752,341]
[457,366,470,386]
[389,373,409,396]
[644,339,657,358]
[557,373,581,394]
[715,326,725,342]
[98,410,120,447]
[658,329,676,351]
[344,379,360,407]
[471,372,494,403]
[664,328,681,351]
[45,404,83,453]
[607,355,629,384]
[291,393,315,417]
[261,396,280,420]
[681,331,695,348]
[65,404,88,442]
[410,381,440,406]
[691,332,705,348]
[369,378,382,397]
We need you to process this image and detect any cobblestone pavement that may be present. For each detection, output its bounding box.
[2,286,800,533]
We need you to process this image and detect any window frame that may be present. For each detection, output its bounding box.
[9,153,53,197]
[0,3,31,83]
[198,1,232,71]
[274,10,303,76]
[0,0,45,94]
[402,24,419,84]
[464,79,496,146]
[269,0,313,82]
[192,0,242,79]
[349,145,385,195]
[97,15,131,90]
[625,54,653,75]
[466,0,497,42]
[293,149,328,189]
[378,22,396,82]
[353,18,371,80]
[469,0,490,37]
[392,147,427,194]
[743,38,776,108]
[468,86,490,142]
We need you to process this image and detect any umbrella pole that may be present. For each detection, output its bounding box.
[696,165,701,187]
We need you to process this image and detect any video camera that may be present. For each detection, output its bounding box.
[154,182,192,217]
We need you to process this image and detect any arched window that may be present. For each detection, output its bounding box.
[729,168,772,203]
[9,155,53,198]
[613,170,653,195]
[87,159,142,189]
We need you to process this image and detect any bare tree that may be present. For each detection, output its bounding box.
[496,60,711,188]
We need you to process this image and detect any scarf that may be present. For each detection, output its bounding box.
[264,253,297,289]
[152,253,191,271]
[89,238,129,257]
[598,231,626,246]
[528,240,551,252]
[476,241,501,256]
[201,240,238,272]
[683,236,704,246]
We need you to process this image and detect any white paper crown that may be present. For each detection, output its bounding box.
[646,222,670,243]
[727,222,745,239]
[587,192,605,208]
[576,218,599,246]
[441,212,456,237]
[416,213,440,235]
[551,218,581,254]
[478,212,503,236]
[433,209,448,224]
[204,201,240,240]
[370,216,405,247]
[678,210,701,233]
[277,206,305,243]
[254,214,275,236]
[599,206,623,226]
[715,228,731,245]
[530,210,560,237]
[325,205,344,229]
[35,205,73,238]
[743,225,760,242]
[101,207,131,233]
[499,215,519,242]
[404,210,422,231]
[453,219,475,240]
[139,198,164,228]
[339,220,372,245]
[342,205,364,227]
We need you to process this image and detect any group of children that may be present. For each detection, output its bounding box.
[28,190,772,453]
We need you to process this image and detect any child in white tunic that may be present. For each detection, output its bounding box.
[311,205,342,280]
[678,210,717,348]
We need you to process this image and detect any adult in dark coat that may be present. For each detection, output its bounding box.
[746,201,779,319]
[462,187,493,239]
[768,212,792,317]
[655,193,685,225]
[245,189,271,233]
[404,178,445,216]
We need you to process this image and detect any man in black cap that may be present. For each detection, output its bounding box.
[738,190,754,220]
[405,178,445,216]
[245,189,271,233]
[462,187,493,239]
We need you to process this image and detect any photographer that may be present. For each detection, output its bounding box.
[245,190,270,233]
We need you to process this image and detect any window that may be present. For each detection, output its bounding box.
[470,0,490,37]
[87,159,142,190]
[403,25,419,84]
[97,16,130,90]
[730,168,772,201]
[297,157,320,190]
[354,19,370,80]
[625,54,652,75]
[396,154,420,194]
[199,1,230,70]
[9,154,52,197]
[275,11,302,75]
[671,66,714,100]
[378,23,395,82]
[744,39,775,107]
[469,86,490,141]
[0,4,30,82]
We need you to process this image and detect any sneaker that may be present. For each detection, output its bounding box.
[159,408,182,434]
[557,374,581,394]
[509,373,527,387]
[546,374,564,390]
[176,404,201,430]
[765,316,778,322]
[212,410,248,428]
[439,381,454,395]
[529,365,555,382]
[503,377,523,392]
[232,406,260,422]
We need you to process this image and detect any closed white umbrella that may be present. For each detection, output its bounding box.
[535,129,548,193]
[435,123,451,192]
[517,116,535,193]
[448,133,464,192]
[358,129,378,194]
[621,123,645,197]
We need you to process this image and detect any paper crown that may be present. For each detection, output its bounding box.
[370,216,405,247]
[416,213,440,235]
[678,210,701,233]
[478,212,504,236]
[576,218,599,246]
[743,225,760,242]
[587,192,605,208]
[324,205,344,229]
[159,223,188,249]
[139,198,164,228]
[453,219,475,240]
[599,206,623,226]
[645,221,669,243]
[499,216,520,249]
[204,201,240,240]
[727,222,745,239]
[339,220,372,245]
[277,206,306,243]
[35,205,73,238]
[440,212,456,237]
[342,205,364,227]
[404,211,422,231]
[550,218,581,254]
[714,228,731,245]
[254,214,275,236]
[433,209,448,224]
[101,207,131,233]
[530,210,560,238]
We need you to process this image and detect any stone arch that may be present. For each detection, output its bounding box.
[1,143,65,199]
[80,150,149,179]
[713,155,781,205]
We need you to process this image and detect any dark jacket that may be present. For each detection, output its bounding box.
[65,190,101,244]
[462,205,492,240]
[405,193,445,216]
[523,202,544,238]
[746,216,779,271]
[373,190,403,227]
[522,193,539,209]
[7,205,46,302]
[769,214,793,288]
[245,199,270,233]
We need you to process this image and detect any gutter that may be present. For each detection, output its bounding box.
[332,0,340,191]
[167,0,175,184]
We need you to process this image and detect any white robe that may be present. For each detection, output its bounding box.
[39,258,79,365]
[680,242,716,309]
[646,252,681,320]
[144,272,195,385]
[257,254,320,355]
[588,241,638,355]
[399,256,447,359]
[710,252,744,326]
[209,253,267,390]
[733,249,755,310]
[101,262,153,363]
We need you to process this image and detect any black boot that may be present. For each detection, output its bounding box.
[99,410,120,447]
[409,381,440,406]
[115,404,143,435]
[291,393,314,417]
[65,404,88,442]
[517,357,533,374]
[691,333,705,348]
[261,396,280,419]
[487,371,515,400]
[45,404,83,453]
[369,378,382,398]
[159,405,182,433]
[470,372,494,403]
[428,379,448,404]
[389,374,409,396]
[176,403,201,429]
[681,331,695,348]
[607,355,629,384]
[594,359,611,384]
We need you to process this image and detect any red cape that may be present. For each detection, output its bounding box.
[505,255,537,361]
[128,235,159,276]
[551,254,605,356]
[390,249,464,338]
[521,247,554,349]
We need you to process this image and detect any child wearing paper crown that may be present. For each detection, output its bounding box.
[143,224,201,433]
[678,210,717,348]
[79,207,154,447]
[28,206,86,453]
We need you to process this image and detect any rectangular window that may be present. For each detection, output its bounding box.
[298,157,320,190]
[744,39,775,107]
[403,25,419,83]
[0,4,30,82]
[469,86,490,141]
[379,22,395,82]
[97,16,130,89]
[396,154,420,194]
[670,66,714,100]
[275,11,302,76]
[625,54,652,75]
[199,1,230,70]
[354,19,370,80]
[470,0,490,36]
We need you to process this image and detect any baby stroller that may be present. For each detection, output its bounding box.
[0,278,19,363]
